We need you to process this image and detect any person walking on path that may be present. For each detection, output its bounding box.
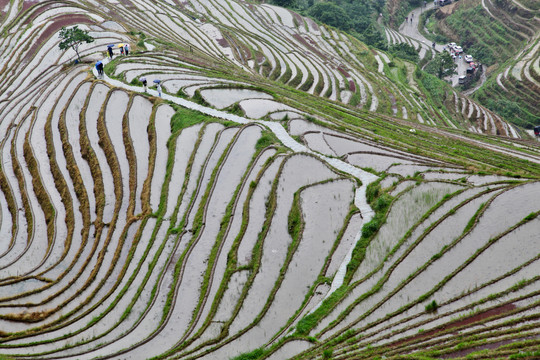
[95,61,104,77]
[157,83,162,97]
[124,44,129,56]
[140,77,147,92]
[107,46,113,59]
[120,46,124,56]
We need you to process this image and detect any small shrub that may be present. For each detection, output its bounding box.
[255,133,274,151]
[130,78,142,86]
[373,193,391,212]
[323,348,333,359]
[361,215,383,239]
[307,336,318,343]
[230,348,266,360]
[425,300,438,313]
[366,182,381,204]
[176,88,187,98]
[192,90,209,105]
[287,195,302,239]
[388,43,419,63]
[524,212,537,221]
[136,39,146,49]
[349,92,362,107]
[225,102,244,116]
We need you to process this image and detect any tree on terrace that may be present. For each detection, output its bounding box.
[308,2,351,30]
[271,0,296,6]
[425,52,457,79]
[58,26,94,62]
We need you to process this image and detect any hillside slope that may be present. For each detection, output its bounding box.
[0,0,539,359]
[425,0,540,129]
[0,0,521,137]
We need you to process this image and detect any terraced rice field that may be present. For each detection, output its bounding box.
[423,0,540,130]
[476,34,540,129]
[1,0,539,359]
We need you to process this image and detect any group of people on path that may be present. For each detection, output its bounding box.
[97,42,164,98]
[405,12,414,24]
[138,77,162,97]
[97,42,130,79]
[107,43,129,59]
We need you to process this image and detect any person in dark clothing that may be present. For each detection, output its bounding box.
[140,77,148,92]
[96,62,104,77]
[124,44,129,56]
[108,46,113,59]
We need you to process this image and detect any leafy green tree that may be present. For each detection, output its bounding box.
[388,43,419,62]
[271,0,296,6]
[360,23,387,49]
[425,52,457,79]
[308,2,351,30]
[58,26,94,61]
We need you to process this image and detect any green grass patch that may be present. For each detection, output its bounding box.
[130,77,142,86]
[296,285,348,335]
[255,130,278,151]
[170,106,212,133]
[425,299,438,313]
[230,348,267,360]
[464,202,486,233]
[287,192,302,239]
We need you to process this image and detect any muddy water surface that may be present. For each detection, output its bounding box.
[128,95,152,215]
[218,155,338,355]
[325,213,363,278]
[65,82,96,221]
[185,127,238,227]
[236,156,284,266]
[304,132,335,156]
[149,104,173,211]
[201,88,273,109]
[254,179,354,340]
[348,153,416,172]
[239,99,296,119]
[437,216,540,303]
[355,182,462,280]
[84,83,115,223]
[175,123,224,227]
[190,126,263,332]
[164,123,203,219]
